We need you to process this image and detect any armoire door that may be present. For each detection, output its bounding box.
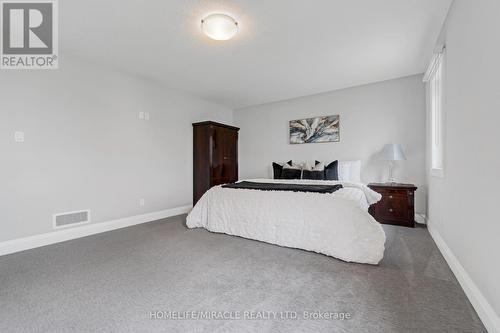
[210,126,226,186]
[222,128,238,182]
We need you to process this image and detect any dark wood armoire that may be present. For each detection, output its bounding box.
[193,121,239,205]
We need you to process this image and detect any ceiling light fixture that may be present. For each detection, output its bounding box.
[201,14,238,41]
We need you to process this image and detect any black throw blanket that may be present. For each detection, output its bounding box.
[222,181,343,194]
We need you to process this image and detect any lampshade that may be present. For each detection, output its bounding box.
[381,144,406,161]
[201,14,238,41]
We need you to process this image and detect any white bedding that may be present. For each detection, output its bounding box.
[186,179,386,264]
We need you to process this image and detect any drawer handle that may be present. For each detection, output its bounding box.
[389,208,394,212]
[389,195,393,199]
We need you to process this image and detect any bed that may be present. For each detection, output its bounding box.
[186,178,386,264]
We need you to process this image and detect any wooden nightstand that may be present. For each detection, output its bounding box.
[368,183,417,228]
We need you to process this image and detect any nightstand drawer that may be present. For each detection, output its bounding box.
[378,190,406,199]
[377,196,409,221]
[378,187,413,196]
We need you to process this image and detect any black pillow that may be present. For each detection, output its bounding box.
[302,169,325,180]
[281,168,302,179]
[272,160,292,179]
[318,160,338,180]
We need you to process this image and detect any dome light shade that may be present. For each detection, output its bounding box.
[201,14,238,40]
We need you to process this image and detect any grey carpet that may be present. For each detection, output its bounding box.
[0,215,486,333]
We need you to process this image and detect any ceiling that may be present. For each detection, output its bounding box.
[62,0,452,109]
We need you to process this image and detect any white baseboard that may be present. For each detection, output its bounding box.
[428,223,500,333]
[415,212,427,225]
[0,205,192,257]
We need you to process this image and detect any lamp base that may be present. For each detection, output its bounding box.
[388,161,396,184]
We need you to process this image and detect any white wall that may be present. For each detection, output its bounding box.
[234,75,427,214]
[0,58,232,242]
[426,0,500,330]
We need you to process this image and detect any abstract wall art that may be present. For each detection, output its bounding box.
[289,115,340,144]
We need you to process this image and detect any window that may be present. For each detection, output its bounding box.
[424,48,445,177]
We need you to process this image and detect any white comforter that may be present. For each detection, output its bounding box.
[186,179,386,264]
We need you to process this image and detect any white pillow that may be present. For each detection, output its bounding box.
[283,163,302,170]
[338,160,361,182]
[337,162,351,181]
[312,162,325,171]
[289,161,314,171]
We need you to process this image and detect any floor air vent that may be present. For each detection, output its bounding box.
[53,210,90,229]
